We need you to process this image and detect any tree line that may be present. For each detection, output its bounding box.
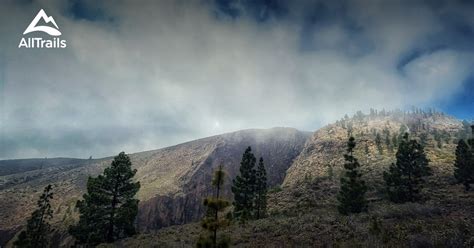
[337,125,474,215]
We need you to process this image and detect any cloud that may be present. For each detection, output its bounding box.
[0,0,473,159]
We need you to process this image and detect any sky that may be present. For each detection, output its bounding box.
[0,0,473,159]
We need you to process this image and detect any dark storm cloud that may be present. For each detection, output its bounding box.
[0,0,473,159]
[67,0,110,21]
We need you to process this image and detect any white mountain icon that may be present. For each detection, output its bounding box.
[23,9,61,36]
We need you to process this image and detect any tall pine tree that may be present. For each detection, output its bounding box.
[384,133,431,203]
[14,185,54,248]
[197,164,230,248]
[337,136,368,215]
[231,146,257,222]
[375,133,383,154]
[254,157,267,219]
[454,126,474,191]
[69,152,140,245]
[383,128,392,152]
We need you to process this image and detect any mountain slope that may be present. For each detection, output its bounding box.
[0,158,89,177]
[137,128,310,230]
[284,111,465,188]
[101,111,474,247]
[0,127,310,245]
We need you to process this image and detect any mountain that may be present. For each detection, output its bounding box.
[0,158,88,177]
[100,110,474,247]
[0,127,310,246]
[2,111,473,247]
[284,110,466,188]
[270,110,472,215]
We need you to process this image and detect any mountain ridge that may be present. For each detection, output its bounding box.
[98,110,474,247]
[1,111,472,246]
[0,127,310,245]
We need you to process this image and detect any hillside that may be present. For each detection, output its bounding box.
[285,110,465,188]
[101,110,474,247]
[2,111,473,247]
[0,127,310,246]
[0,158,89,177]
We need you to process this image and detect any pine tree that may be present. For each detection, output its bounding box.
[14,185,54,248]
[254,157,267,219]
[375,133,383,154]
[383,133,431,203]
[197,165,230,248]
[337,136,368,215]
[385,131,393,152]
[383,128,391,147]
[392,133,398,149]
[69,152,140,245]
[454,127,474,191]
[231,146,257,222]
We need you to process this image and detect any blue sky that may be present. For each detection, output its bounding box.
[0,0,473,159]
[437,76,474,120]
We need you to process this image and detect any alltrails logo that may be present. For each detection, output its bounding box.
[19,9,67,48]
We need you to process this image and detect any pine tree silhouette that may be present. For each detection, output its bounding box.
[69,152,140,245]
[375,133,383,154]
[384,133,431,202]
[337,136,368,215]
[197,164,230,248]
[454,126,474,191]
[14,185,54,248]
[255,157,267,219]
[232,146,257,222]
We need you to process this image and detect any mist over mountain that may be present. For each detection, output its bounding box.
[1,110,472,246]
[0,127,310,245]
